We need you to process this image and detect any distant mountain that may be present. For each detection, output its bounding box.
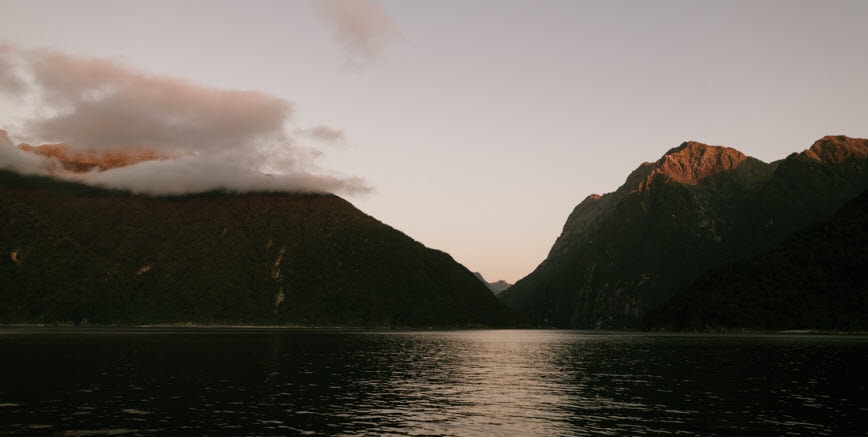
[473,272,512,295]
[499,136,868,329]
[644,190,868,331]
[0,169,515,327]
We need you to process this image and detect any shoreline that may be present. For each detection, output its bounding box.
[1,324,866,335]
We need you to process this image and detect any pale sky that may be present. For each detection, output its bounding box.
[1,0,866,283]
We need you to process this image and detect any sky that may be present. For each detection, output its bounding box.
[1,0,866,283]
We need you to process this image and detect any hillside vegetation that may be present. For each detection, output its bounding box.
[0,170,514,327]
[644,190,868,331]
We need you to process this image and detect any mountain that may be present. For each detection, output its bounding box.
[473,272,512,295]
[18,143,168,173]
[644,190,868,331]
[0,169,515,327]
[499,136,868,329]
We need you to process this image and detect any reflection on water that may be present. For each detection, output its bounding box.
[1,329,866,435]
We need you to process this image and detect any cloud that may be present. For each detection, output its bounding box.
[0,44,370,195]
[84,153,369,196]
[0,129,55,175]
[296,125,346,143]
[0,44,27,95]
[316,0,400,68]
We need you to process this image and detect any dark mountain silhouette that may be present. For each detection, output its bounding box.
[644,190,868,331]
[0,169,514,327]
[499,136,868,329]
[473,272,512,295]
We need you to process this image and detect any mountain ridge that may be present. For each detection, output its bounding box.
[637,141,749,190]
[0,169,515,327]
[500,135,868,329]
[804,135,868,163]
[473,272,512,295]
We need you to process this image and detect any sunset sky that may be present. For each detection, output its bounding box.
[1,0,866,283]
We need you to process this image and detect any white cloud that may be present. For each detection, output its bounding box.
[0,129,55,175]
[0,44,370,195]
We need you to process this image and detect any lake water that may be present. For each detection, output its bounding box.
[1,328,866,436]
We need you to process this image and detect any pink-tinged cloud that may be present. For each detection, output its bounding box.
[316,0,400,68]
[0,44,371,195]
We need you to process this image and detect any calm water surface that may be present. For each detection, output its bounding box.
[1,328,866,436]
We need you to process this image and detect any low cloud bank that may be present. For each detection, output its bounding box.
[0,44,370,196]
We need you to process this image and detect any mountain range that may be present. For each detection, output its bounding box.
[0,168,514,327]
[499,135,868,329]
[3,130,866,330]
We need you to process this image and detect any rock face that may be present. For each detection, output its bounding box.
[644,190,868,331]
[635,141,749,190]
[0,170,514,327]
[18,143,168,173]
[499,136,868,329]
[804,135,868,163]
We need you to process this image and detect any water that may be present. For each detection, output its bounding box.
[1,328,866,436]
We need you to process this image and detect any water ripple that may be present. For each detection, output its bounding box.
[1,329,866,435]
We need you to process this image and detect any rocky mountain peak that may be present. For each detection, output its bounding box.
[657,141,748,183]
[18,143,166,173]
[633,141,748,191]
[803,135,868,163]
